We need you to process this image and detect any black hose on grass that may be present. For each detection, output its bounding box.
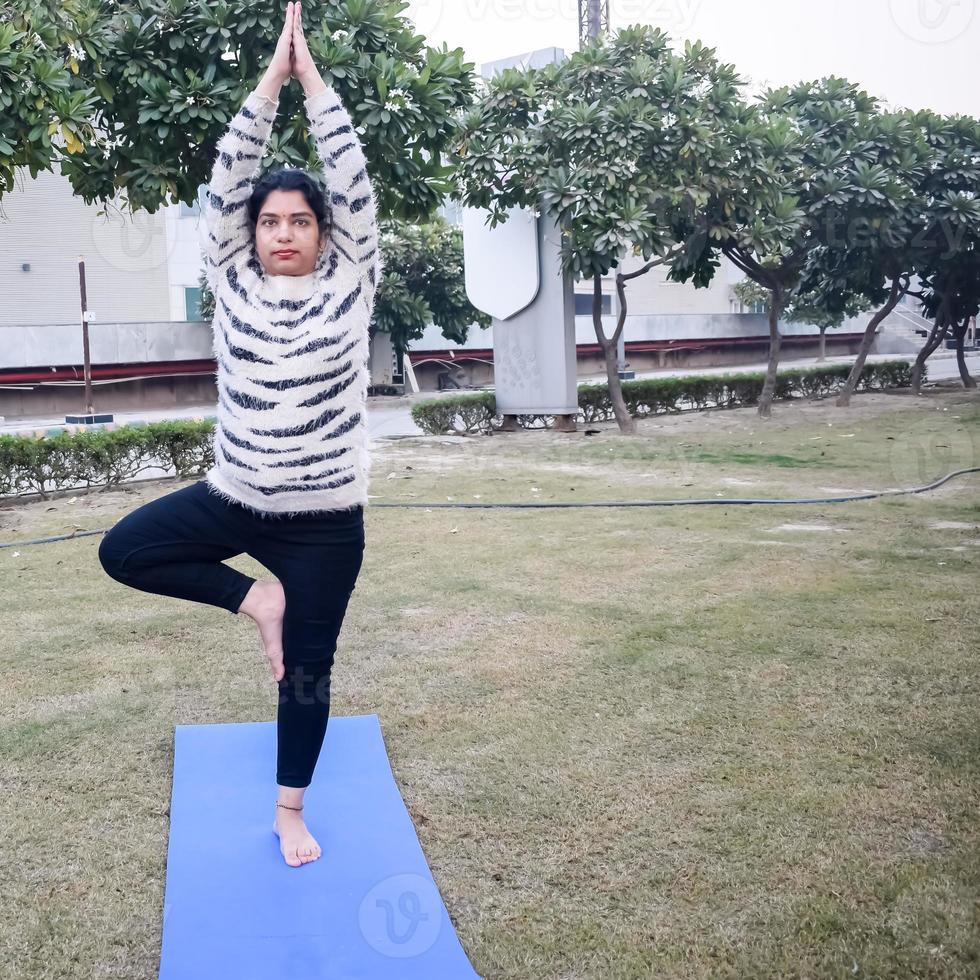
[1,466,977,550]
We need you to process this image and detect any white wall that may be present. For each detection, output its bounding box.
[0,168,172,326]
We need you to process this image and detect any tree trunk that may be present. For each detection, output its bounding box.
[757,288,783,419]
[818,326,827,362]
[912,309,951,394]
[836,276,903,407]
[953,317,977,388]
[596,273,635,434]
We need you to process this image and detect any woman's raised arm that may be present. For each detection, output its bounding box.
[199,7,294,291]
[292,5,382,308]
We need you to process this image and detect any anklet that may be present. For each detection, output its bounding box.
[276,801,303,811]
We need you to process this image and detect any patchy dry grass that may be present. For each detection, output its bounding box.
[1,384,978,979]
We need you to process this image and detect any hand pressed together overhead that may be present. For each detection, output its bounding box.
[267,2,319,86]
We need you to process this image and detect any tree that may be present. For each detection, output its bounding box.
[904,112,980,392]
[452,26,750,435]
[1,0,474,220]
[912,248,980,391]
[812,109,980,406]
[0,3,102,195]
[732,278,872,362]
[371,216,491,356]
[673,77,923,418]
[792,109,933,408]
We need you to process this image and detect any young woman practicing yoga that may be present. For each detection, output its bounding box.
[98,1,380,868]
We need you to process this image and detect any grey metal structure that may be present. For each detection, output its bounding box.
[465,49,581,423]
[579,0,610,47]
[487,209,579,417]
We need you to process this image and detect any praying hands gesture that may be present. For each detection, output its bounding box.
[257,1,327,99]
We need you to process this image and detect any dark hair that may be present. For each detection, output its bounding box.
[247,167,331,239]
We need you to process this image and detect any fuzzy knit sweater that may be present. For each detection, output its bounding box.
[198,85,381,517]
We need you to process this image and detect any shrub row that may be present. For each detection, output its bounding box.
[409,359,922,435]
[0,419,215,499]
[0,360,921,500]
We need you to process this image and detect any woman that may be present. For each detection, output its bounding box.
[98,2,380,869]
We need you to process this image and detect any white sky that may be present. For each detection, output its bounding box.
[406,0,978,116]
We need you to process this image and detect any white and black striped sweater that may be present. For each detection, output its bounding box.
[199,86,381,517]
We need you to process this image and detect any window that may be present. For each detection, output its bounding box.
[184,286,203,320]
[575,292,611,316]
[733,296,768,315]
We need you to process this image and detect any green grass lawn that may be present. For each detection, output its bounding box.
[1,384,978,979]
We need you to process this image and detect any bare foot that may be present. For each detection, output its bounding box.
[238,580,286,681]
[272,810,322,867]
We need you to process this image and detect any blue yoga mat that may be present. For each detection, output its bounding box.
[158,714,482,979]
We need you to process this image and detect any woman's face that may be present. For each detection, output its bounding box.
[254,188,327,276]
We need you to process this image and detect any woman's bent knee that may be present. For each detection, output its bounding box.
[98,530,128,581]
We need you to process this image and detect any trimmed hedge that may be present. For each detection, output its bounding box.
[0,360,922,500]
[410,360,922,435]
[0,419,215,500]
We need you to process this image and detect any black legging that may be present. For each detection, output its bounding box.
[97,480,365,788]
